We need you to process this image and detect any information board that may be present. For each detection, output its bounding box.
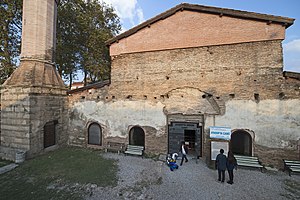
[210,126,231,140]
[211,141,229,160]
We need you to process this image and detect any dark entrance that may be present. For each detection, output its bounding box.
[129,126,145,146]
[184,130,196,154]
[88,123,102,145]
[44,121,57,148]
[168,122,202,157]
[230,130,252,156]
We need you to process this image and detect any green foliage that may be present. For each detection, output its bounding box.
[56,0,121,87]
[0,0,22,84]
[0,147,118,200]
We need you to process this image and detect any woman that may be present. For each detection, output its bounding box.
[227,151,237,184]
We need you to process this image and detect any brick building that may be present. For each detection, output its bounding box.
[67,4,300,168]
[1,3,299,169]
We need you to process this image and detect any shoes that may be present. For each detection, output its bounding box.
[227,181,233,184]
[221,180,224,183]
[218,179,221,182]
[185,160,188,163]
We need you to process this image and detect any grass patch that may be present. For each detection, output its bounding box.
[0,158,12,167]
[0,147,118,200]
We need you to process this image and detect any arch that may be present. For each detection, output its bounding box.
[129,126,145,147]
[230,129,253,156]
[88,123,102,145]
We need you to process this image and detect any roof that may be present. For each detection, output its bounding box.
[106,3,295,46]
[283,71,300,80]
[67,80,110,94]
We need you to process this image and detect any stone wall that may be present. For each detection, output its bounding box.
[67,40,300,168]
[1,85,67,159]
[109,40,299,101]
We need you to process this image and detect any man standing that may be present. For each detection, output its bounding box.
[179,141,189,166]
[216,149,227,182]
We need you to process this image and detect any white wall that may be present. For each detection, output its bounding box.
[72,100,166,137]
[214,99,300,148]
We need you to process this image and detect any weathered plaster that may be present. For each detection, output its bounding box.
[214,99,300,148]
[71,100,166,137]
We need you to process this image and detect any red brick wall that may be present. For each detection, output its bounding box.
[110,10,285,56]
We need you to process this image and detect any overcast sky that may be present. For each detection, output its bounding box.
[101,0,300,73]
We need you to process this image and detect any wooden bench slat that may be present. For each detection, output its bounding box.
[105,142,125,154]
[290,166,300,170]
[283,160,300,163]
[283,159,300,176]
[125,145,144,157]
[235,155,263,172]
[238,163,263,167]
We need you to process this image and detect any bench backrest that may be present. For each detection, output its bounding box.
[108,142,124,147]
[235,155,260,163]
[283,160,300,166]
[127,145,144,150]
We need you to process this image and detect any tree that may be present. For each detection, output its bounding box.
[0,0,22,84]
[56,0,121,88]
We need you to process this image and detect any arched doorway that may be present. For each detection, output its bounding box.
[129,126,145,147]
[88,123,102,145]
[230,130,252,156]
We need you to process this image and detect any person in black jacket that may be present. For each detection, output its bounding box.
[215,149,227,182]
[226,151,237,184]
[179,141,188,166]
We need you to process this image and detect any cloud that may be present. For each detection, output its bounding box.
[136,8,145,24]
[283,39,300,52]
[283,39,300,72]
[100,0,144,28]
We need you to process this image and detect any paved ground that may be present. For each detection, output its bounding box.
[87,153,300,200]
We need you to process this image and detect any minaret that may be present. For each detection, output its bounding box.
[0,0,67,160]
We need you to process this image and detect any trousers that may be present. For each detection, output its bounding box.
[180,154,188,165]
[218,169,225,182]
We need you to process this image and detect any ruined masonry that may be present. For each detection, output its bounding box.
[0,0,67,160]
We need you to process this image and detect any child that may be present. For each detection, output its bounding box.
[166,153,179,171]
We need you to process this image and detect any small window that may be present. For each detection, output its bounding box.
[88,123,102,145]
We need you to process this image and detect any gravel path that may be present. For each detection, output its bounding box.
[86,153,300,200]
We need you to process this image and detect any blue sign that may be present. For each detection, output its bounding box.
[210,126,231,140]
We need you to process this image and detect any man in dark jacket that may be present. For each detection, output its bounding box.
[215,149,227,182]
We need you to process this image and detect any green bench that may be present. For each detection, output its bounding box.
[235,155,264,172]
[125,145,144,157]
[283,159,300,176]
[105,142,125,154]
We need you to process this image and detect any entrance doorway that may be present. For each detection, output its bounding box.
[168,122,202,157]
[129,126,145,147]
[184,130,196,154]
[230,130,252,156]
[44,121,57,148]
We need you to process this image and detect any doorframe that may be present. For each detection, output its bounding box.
[168,121,203,157]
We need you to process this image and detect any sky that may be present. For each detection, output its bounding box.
[101,0,300,73]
